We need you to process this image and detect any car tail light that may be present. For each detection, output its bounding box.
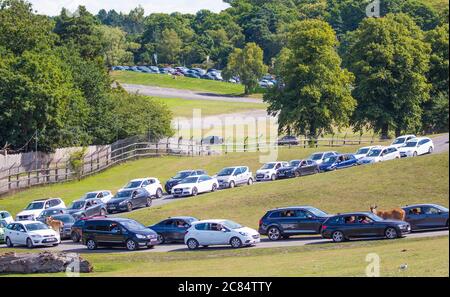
[259,218,263,226]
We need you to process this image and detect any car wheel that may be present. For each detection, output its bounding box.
[147,245,154,249]
[5,237,13,247]
[385,227,398,239]
[71,232,80,243]
[156,188,163,199]
[126,239,138,251]
[230,237,242,248]
[267,226,281,241]
[192,187,198,196]
[187,238,199,250]
[332,231,345,243]
[229,181,235,189]
[271,174,276,181]
[157,233,165,244]
[413,151,418,157]
[86,239,97,250]
[247,178,253,186]
[127,202,133,212]
[26,238,34,249]
[212,183,218,192]
[146,197,152,207]
[314,169,319,174]
[428,147,434,154]
[294,171,300,178]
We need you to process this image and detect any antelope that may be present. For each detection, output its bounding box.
[370,205,406,221]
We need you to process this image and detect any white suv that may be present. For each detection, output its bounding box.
[215,167,253,189]
[4,221,60,248]
[255,162,289,181]
[15,198,66,221]
[358,146,400,164]
[398,137,434,157]
[391,134,416,149]
[122,178,164,199]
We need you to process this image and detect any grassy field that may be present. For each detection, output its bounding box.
[423,0,449,10]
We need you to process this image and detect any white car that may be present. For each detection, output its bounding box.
[307,151,339,165]
[82,190,113,204]
[122,178,164,199]
[184,219,260,250]
[390,134,416,149]
[171,175,218,197]
[358,146,401,165]
[4,221,60,248]
[215,166,253,189]
[15,198,66,221]
[255,162,289,181]
[354,146,382,160]
[0,211,13,224]
[398,137,434,157]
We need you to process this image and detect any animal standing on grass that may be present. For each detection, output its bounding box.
[370,205,406,221]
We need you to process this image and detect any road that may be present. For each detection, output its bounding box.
[432,133,449,154]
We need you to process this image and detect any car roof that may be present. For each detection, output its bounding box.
[396,134,416,138]
[16,220,45,225]
[192,219,228,224]
[407,137,430,142]
[130,177,157,182]
[268,206,317,212]
[85,218,136,223]
[167,216,198,220]
[403,203,443,208]
[333,212,374,217]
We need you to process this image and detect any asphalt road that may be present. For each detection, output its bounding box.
[432,133,449,154]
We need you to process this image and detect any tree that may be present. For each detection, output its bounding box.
[156,29,183,64]
[97,25,136,67]
[344,14,431,138]
[224,43,267,94]
[263,19,355,139]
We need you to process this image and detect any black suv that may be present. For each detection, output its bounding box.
[81,218,159,251]
[165,169,206,193]
[259,206,330,241]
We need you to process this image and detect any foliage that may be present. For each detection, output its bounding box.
[69,147,87,180]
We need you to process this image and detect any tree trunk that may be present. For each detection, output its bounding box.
[381,124,389,139]
[395,127,402,138]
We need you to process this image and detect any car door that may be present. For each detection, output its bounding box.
[15,223,28,245]
[276,210,299,233]
[173,219,191,241]
[160,219,176,241]
[422,206,446,228]
[405,207,427,229]
[233,167,243,184]
[199,176,211,193]
[103,222,126,246]
[293,210,319,233]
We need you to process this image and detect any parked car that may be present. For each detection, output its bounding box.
[66,198,107,219]
[4,221,61,248]
[215,166,253,189]
[278,136,299,146]
[50,214,76,240]
[259,206,330,241]
[81,190,113,204]
[82,218,159,251]
[0,211,13,225]
[354,146,382,160]
[171,175,219,198]
[319,154,358,172]
[165,170,207,194]
[121,177,164,199]
[321,212,411,242]
[106,188,153,214]
[36,208,67,223]
[70,216,108,243]
[307,151,339,165]
[276,160,319,178]
[149,216,199,243]
[402,204,448,231]
[391,134,417,149]
[201,136,223,145]
[398,137,434,157]
[358,146,400,164]
[0,221,7,244]
[184,219,260,250]
[255,162,290,181]
[15,198,66,221]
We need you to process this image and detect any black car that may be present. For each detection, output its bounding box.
[70,215,108,242]
[402,204,449,231]
[276,160,319,178]
[278,136,299,146]
[106,188,152,214]
[81,218,159,251]
[66,198,107,219]
[258,206,330,241]
[149,216,199,243]
[51,214,76,240]
[321,212,411,242]
[165,169,207,193]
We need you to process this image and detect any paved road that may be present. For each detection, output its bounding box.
[432,133,449,154]
[122,84,264,104]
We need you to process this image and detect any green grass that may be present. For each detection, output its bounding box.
[423,0,449,10]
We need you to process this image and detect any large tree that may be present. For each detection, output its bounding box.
[264,19,355,139]
[344,14,431,138]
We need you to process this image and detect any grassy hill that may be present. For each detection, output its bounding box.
[423,0,449,10]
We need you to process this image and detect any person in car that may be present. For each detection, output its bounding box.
[359,216,370,224]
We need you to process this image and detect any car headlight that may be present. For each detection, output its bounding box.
[239,232,248,236]
[136,234,146,239]
[31,235,42,238]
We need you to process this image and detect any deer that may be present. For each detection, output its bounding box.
[46,217,63,234]
[370,205,406,221]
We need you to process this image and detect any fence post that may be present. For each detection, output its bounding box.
[16,173,19,189]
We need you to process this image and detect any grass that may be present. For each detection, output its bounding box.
[423,0,449,10]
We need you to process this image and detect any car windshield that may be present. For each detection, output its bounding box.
[310,153,324,161]
[261,163,276,169]
[393,137,406,145]
[113,190,133,199]
[120,220,148,232]
[367,149,382,157]
[25,222,49,231]
[433,205,449,212]
[405,142,418,148]
[222,220,243,230]
[69,201,85,210]
[307,208,328,217]
[180,177,199,184]
[217,168,235,176]
[1,212,11,218]
[173,171,191,179]
[324,156,337,163]
[356,148,370,155]
[25,202,44,210]
[125,181,142,188]
[53,215,75,224]
[366,213,383,222]
[84,193,97,199]
[43,209,63,216]
[290,161,301,167]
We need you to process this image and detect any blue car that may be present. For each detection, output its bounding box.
[319,154,358,172]
[149,216,199,244]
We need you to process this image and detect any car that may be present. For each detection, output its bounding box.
[66,198,107,219]
[258,206,330,241]
[278,136,299,146]
[255,162,290,181]
[354,146,382,160]
[215,166,253,189]
[402,204,448,231]
[191,68,206,76]
[201,136,223,145]
[258,79,274,88]
[4,221,61,248]
[276,160,319,178]
[165,170,207,194]
[70,216,108,243]
[0,211,13,225]
[121,178,164,199]
[106,188,153,213]
[321,212,411,242]
[318,154,358,172]
[184,219,260,250]
[81,218,159,251]
[36,208,67,223]
[390,134,417,149]
[148,216,199,243]
[358,146,400,164]
[185,72,201,79]
[50,214,76,240]
[307,151,339,165]
[171,175,219,198]
[0,221,7,244]
[398,137,434,157]
[81,190,113,204]
[15,198,66,221]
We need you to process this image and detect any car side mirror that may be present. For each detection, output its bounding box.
[221,228,228,232]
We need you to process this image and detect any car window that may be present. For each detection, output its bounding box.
[234,168,242,175]
[344,216,357,224]
[97,192,103,198]
[196,171,205,175]
[209,223,223,232]
[163,219,174,226]
[194,223,208,231]
[294,210,308,219]
[103,191,110,196]
[423,207,440,215]
[408,207,422,215]
[141,180,149,187]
